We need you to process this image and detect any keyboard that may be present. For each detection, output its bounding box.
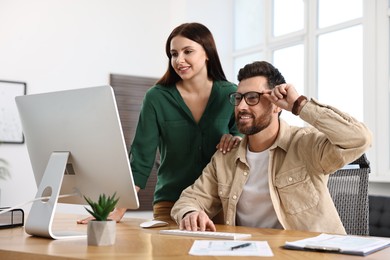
[159,229,252,240]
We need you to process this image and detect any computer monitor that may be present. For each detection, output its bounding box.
[15,85,139,239]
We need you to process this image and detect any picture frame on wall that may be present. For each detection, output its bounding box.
[0,80,27,144]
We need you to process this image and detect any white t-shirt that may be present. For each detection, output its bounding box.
[236,147,282,229]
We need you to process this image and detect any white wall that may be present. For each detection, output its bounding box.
[0,0,233,212]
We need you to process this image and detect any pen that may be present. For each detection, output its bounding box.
[231,242,251,250]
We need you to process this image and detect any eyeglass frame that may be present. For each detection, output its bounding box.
[228,91,267,106]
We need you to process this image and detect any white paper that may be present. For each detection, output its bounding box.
[189,240,273,256]
[285,233,390,255]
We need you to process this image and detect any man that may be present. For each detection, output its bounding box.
[170,61,372,234]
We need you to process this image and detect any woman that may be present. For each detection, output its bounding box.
[78,22,241,224]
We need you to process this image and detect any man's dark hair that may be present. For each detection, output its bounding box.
[237,61,286,88]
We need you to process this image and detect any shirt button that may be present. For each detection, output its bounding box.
[219,191,223,195]
[232,195,237,200]
[226,221,230,225]
[243,172,248,176]
[288,177,293,182]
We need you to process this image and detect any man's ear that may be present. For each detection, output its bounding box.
[273,105,282,114]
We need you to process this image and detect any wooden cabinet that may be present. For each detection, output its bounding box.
[110,74,159,211]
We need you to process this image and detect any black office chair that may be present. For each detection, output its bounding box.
[369,195,390,237]
[327,154,370,236]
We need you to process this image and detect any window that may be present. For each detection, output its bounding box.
[234,0,264,50]
[233,0,389,181]
[273,44,304,126]
[318,0,362,28]
[273,0,304,36]
[318,26,363,120]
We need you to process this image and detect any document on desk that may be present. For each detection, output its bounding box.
[284,233,390,256]
[189,240,273,256]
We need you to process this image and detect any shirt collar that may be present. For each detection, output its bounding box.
[269,118,291,152]
[236,118,291,164]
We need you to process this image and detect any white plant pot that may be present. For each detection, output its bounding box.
[87,220,116,246]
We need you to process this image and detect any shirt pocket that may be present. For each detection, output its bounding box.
[275,166,319,215]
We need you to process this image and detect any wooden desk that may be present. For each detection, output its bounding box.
[0,214,389,259]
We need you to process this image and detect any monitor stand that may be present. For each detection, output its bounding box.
[25,151,86,239]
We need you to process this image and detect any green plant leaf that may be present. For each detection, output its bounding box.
[83,192,119,221]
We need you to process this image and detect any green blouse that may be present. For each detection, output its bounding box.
[130,80,241,204]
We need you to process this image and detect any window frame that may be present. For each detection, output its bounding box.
[369,0,390,182]
[232,0,390,182]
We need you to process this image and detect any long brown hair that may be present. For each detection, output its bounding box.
[157,23,227,86]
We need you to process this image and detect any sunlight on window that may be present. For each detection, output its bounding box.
[318,26,363,121]
[273,45,304,126]
[273,0,304,36]
[234,0,264,50]
[319,0,362,28]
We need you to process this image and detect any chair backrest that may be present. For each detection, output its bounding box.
[369,195,390,237]
[327,154,370,236]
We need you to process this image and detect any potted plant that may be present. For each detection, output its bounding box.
[84,192,119,246]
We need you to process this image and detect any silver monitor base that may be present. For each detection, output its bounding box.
[25,151,86,239]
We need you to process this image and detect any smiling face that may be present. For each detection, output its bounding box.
[169,36,209,81]
[235,76,277,135]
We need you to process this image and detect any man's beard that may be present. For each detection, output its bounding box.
[236,105,273,135]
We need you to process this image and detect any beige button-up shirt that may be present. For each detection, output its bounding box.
[171,99,372,234]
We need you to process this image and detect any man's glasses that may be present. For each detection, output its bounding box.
[229,91,266,106]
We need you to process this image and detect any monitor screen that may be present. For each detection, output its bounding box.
[16,85,139,239]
